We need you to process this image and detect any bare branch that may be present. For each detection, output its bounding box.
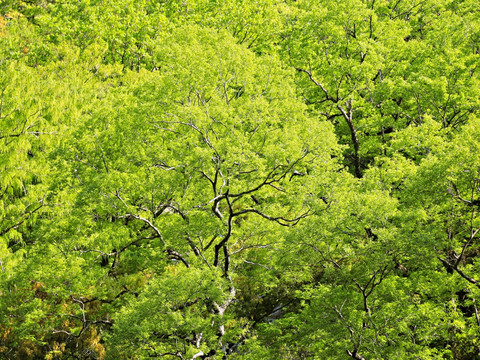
[52,329,77,337]
[334,300,365,360]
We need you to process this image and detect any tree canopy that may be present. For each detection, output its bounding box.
[1,1,480,359]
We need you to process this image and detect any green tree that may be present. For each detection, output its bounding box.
[2,1,480,358]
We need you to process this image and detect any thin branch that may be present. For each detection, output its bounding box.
[456,184,480,266]
[203,235,218,251]
[334,300,365,360]
[230,243,271,255]
[191,351,205,360]
[75,153,100,172]
[438,257,480,288]
[118,213,165,244]
[243,260,270,269]
[0,199,44,236]
[232,208,311,226]
[295,68,336,102]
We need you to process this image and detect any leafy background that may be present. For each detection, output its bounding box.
[1,0,480,359]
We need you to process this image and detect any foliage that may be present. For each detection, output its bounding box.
[1,1,480,359]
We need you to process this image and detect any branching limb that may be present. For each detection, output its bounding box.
[295,67,336,102]
[301,241,343,269]
[74,153,100,172]
[119,213,164,244]
[0,198,44,237]
[229,153,308,199]
[438,257,480,288]
[346,349,366,360]
[233,208,312,226]
[353,265,389,325]
[333,300,366,360]
[338,99,362,178]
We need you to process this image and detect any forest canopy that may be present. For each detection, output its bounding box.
[1,0,480,359]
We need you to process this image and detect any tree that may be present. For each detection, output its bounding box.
[2,1,480,358]
[1,24,340,358]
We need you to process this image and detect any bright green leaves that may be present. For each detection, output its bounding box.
[109,266,229,358]
[6,24,341,358]
[2,1,480,359]
[0,61,55,259]
[158,0,290,54]
[30,0,170,70]
[265,0,480,180]
[0,52,110,357]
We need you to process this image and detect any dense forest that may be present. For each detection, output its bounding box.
[1,0,480,358]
